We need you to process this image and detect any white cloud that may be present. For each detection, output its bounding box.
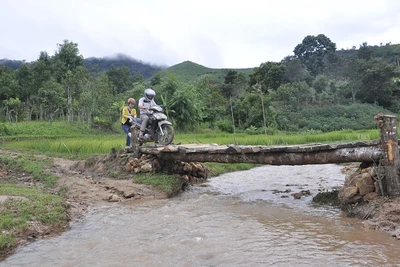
[1,0,400,68]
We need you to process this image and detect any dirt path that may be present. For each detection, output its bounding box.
[49,156,169,221]
[0,149,168,223]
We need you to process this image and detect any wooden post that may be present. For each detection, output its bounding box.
[130,126,140,158]
[375,113,400,197]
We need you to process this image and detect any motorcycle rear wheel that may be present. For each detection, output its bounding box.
[158,124,174,145]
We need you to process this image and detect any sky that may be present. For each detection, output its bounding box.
[1,0,400,69]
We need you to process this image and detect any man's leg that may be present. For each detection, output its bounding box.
[139,115,149,139]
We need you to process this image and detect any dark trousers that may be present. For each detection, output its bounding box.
[122,124,131,146]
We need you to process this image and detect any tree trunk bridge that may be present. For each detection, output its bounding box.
[130,114,400,197]
[139,141,383,165]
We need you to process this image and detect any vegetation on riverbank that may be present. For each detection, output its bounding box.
[0,154,68,259]
[133,173,184,196]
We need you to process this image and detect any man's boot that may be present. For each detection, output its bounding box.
[139,131,144,140]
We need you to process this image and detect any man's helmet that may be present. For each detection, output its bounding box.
[144,88,156,101]
[128,98,135,104]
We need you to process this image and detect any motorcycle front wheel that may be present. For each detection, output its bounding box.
[158,124,174,145]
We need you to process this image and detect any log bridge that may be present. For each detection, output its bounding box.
[131,114,400,197]
[139,140,382,165]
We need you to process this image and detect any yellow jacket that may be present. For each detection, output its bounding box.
[121,106,137,124]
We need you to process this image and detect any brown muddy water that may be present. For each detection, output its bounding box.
[1,164,400,267]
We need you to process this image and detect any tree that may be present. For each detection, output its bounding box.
[15,63,35,120]
[339,58,363,103]
[28,54,54,120]
[150,72,162,86]
[54,40,83,72]
[294,34,336,76]
[195,76,226,127]
[38,79,65,123]
[169,85,204,131]
[275,82,313,110]
[221,70,248,98]
[357,42,373,60]
[249,62,287,92]
[3,97,21,123]
[252,82,267,134]
[62,67,89,123]
[357,59,398,107]
[0,66,18,101]
[160,73,179,98]
[234,92,273,130]
[312,75,329,93]
[79,73,114,124]
[53,40,83,83]
[106,66,132,95]
[282,58,312,84]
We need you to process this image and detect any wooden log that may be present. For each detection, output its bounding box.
[375,114,400,197]
[157,146,383,165]
[130,126,140,158]
[139,141,380,156]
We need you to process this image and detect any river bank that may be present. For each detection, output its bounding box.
[339,163,400,239]
[1,150,399,260]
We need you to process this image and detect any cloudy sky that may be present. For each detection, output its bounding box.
[1,0,400,68]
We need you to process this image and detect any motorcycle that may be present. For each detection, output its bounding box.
[129,105,174,146]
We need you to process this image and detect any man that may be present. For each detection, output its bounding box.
[138,88,157,139]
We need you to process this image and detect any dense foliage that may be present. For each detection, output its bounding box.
[1,36,400,133]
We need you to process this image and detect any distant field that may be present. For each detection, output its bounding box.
[0,120,380,158]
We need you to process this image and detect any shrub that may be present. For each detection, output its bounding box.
[276,103,392,132]
[216,120,234,133]
[245,125,258,135]
[0,123,11,136]
[93,117,112,131]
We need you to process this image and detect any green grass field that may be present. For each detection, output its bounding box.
[0,121,380,157]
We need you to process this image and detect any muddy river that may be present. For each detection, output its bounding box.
[1,164,400,266]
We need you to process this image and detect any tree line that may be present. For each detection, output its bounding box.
[1,36,400,133]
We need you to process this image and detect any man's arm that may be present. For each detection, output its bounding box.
[138,98,145,109]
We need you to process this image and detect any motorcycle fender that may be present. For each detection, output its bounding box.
[158,120,172,127]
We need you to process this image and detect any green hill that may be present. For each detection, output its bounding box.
[159,44,400,84]
[0,54,165,79]
[160,60,254,83]
[336,43,400,63]
[84,54,165,79]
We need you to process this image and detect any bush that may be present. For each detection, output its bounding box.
[93,117,113,132]
[0,123,11,136]
[265,127,278,135]
[216,120,234,133]
[191,122,216,134]
[276,103,393,132]
[245,125,258,135]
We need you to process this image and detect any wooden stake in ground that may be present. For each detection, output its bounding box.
[375,113,400,197]
[130,126,140,158]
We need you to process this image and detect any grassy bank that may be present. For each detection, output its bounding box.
[176,129,379,146]
[0,154,67,259]
[134,173,184,196]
